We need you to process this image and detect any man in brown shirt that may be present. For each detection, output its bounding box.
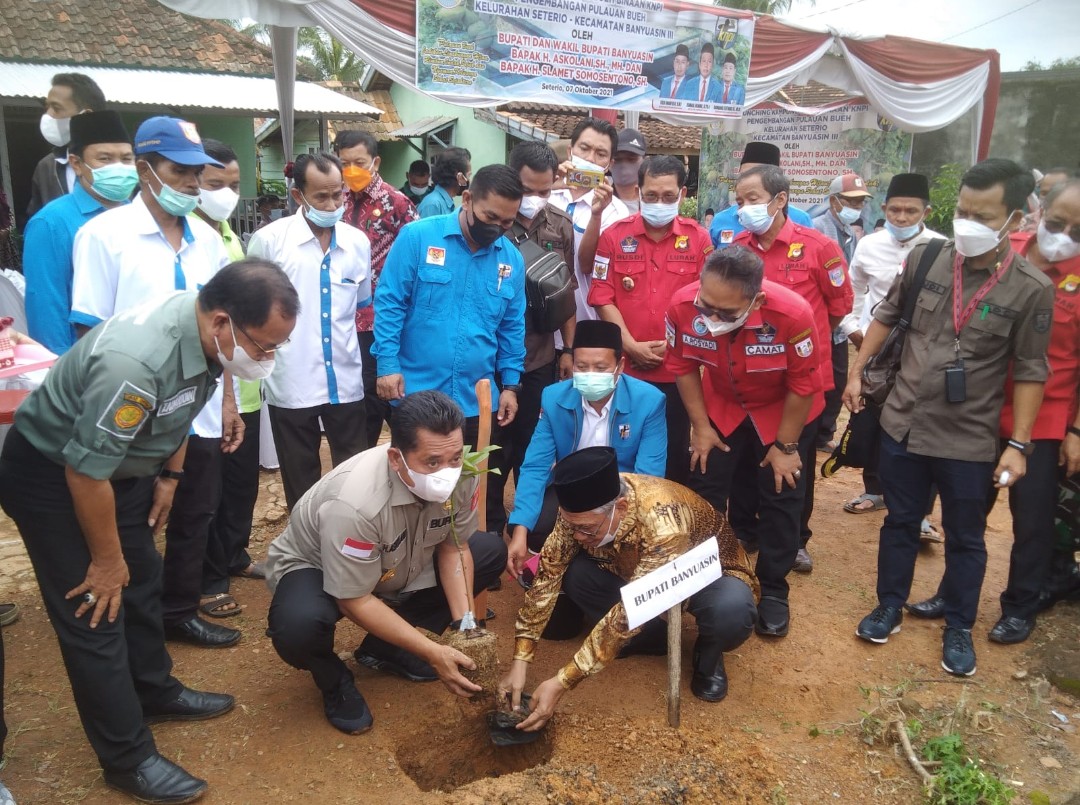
[843,158,1054,677]
[499,447,759,731]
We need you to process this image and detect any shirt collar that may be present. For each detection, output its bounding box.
[71,181,106,215]
[756,215,797,248]
[178,294,212,380]
[582,394,614,419]
[440,208,506,255]
[351,172,386,203]
[284,209,336,250]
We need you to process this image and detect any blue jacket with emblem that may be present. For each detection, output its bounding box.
[507,375,667,531]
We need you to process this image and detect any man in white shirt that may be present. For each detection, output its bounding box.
[548,117,629,330]
[837,172,944,514]
[248,152,372,510]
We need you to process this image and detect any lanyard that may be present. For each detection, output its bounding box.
[952,250,1014,339]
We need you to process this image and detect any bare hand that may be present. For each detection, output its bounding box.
[590,182,613,216]
[428,643,483,698]
[760,445,802,493]
[690,425,728,474]
[993,448,1027,489]
[497,658,530,712]
[517,676,565,732]
[558,351,574,380]
[624,339,664,370]
[66,555,129,628]
[497,389,518,426]
[848,330,864,350]
[841,376,865,414]
[506,527,528,578]
[377,373,405,401]
[220,401,245,454]
[1061,433,1080,477]
[147,477,178,533]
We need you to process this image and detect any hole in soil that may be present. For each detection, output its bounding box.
[395,707,554,793]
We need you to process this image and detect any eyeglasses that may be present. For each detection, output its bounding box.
[693,296,754,323]
[641,194,681,205]
[1042,218,1080,244]
[558,511,610,539]
[232,318,290,356]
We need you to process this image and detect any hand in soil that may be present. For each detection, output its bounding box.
[498,658,529,711]
[429,643,483,698]
[516,676,565,732]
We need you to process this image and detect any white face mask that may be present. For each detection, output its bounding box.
[836,204,861,225]
[595,507,618,548]
[571,153,606,173]
[953,216,1012,258]
[641,200,680,228]
[737,200,777,235]
[1036,220,1080,263]
[697,295,756,336]
[198,187,240,222]
[401,457,463,504]
[40,113,71,147]
[214,319,276,381]
[518,194,547,220]
[409,183,430,196]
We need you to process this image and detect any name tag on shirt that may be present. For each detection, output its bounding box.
[159,386,198,416]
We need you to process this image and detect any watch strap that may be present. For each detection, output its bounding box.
[1006,438,1033,456]
[1068,425,1080,439]
[159,469,185,480]
[773,439,799,455]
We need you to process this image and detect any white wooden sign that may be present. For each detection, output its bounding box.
[620,537,723,630]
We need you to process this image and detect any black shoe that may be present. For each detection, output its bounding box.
[792,548,813,574]
[754,596,789,637]
[941,626,976,677]
[0,602,18,627]
[856,605,903,643]
[487,578,502,592]
[691,653,729,702]
[323,677,373,735]
[988,615,1035,645]
[144,687,235,724]
[353,637,436,682]
[164,617,241,648]
[905,595,945,619]
[103,753,207,804]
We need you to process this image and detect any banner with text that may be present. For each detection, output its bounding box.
[417,0,755,117]
[620,537,722,630]
[698,102,914,220]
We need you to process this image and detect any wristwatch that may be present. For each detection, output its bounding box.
[1006,438,1034,457]
[1068,426,1080,439]
[502,384,523,394]
[159,469,185,480]
[773,440,799,455]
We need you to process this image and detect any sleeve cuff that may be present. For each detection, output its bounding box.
[376,357,401,376]
[69,311,103,328]
[513,637,536,663]
[500,370,522,386]
[556,660,587,690]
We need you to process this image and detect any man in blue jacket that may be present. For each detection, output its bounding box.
[506,320,667,572]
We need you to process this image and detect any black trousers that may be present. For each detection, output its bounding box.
[0,428,182,772]
[817,342,848,445]
[203,409,262,596]
[561,552,757,652]
[162,436,222,626]
[359,331,392,447]
[799,414,822,547]
[688,416,814,601]
[650,381,691,486]
[268,400,367,510]
[267,531,506,693]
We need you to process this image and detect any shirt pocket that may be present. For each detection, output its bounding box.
[330,278,360,322]
[966,311,1013,354]
[612,257,646,296]
[744,353,787,373]
[481,271,516,325]
[415,265,452,312]
[911,290,944,334]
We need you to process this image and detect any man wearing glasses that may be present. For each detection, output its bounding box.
[665,246,824,639]
[589,155,712,485]
[248,152,372,511]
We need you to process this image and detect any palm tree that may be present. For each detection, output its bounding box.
[227,20,364,83]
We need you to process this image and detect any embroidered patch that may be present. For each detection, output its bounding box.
[720,229,735,244]
[828,267,846,287]
[692,315,709,336]
[341,538,376,559]
[682,334,717,350]
[179,121,201,144]
[788,328,812,344]
[471,488,480,512]
[665,317,676,348]
[746,344,785,356]
[674,235,689,251]
[787,243,804,260]
[1034,309,1052,333]
[755,323,776,344]
[619,424,631,439]
[593,255,610,280]
[159,386,198,416]
[428,515,452,529]
[823,256,842,270]
[794,337,814,358]
[96,381,157,440]
[621,236,639,254]
[387,528,407,553]
[498,263,513,279]
[1059,274,1080,293]
[426,246,446,266]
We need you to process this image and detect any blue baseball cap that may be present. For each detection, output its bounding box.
[133,116,223,167]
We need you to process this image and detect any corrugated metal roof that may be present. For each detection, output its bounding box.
[0,61,381,120]
[390,115,457,138]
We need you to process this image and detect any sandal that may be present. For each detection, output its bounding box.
[233,561,266,580]
[843,493,886,514]
[199,593,244,619]
[920,519,943,543]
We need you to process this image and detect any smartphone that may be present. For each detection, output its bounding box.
[945,365,966,403]
[565,168,606,189]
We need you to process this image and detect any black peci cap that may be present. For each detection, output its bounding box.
[553,447,621,513]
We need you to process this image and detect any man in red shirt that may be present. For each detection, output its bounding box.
[589,155,712,484]
[733,165,853,572]
[337,130,420,445]
[665,245,824,637]
[907,178,1080,643]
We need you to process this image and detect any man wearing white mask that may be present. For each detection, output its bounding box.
[28,72,106,218]
[247,151,371,511]
[844,158,1054,677]
[589,156,710,485]
[610,128,646,214]
[265,391,507,735]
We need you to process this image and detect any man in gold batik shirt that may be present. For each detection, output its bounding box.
[499,447,760,731]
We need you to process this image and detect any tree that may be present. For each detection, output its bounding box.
[1023,56,1080,71]
[227,20,364,83]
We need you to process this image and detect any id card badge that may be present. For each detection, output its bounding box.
[945,361,967,403]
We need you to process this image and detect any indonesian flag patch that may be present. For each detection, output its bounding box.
[341,538,376,559]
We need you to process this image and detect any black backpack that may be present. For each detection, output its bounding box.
[508,222,576,333]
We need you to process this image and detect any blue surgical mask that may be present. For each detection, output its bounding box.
[641,200,680,228]
[885,220,922,242]
[737,199,776,234]
[90,163,139,202]
[836,205,861,225]
[573,371,617,402]
[147,163,199,217]
[301,192,344,228]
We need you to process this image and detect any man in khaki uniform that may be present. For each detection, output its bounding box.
[265,390,507,735]
[0,260,298,804]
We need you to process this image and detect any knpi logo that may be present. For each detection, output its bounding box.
[715,17,738,49]
[692,316,709,335]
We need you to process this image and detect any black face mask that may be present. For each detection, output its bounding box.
[466,208,505,248]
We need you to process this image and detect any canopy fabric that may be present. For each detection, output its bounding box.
[158,0,1000,159]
